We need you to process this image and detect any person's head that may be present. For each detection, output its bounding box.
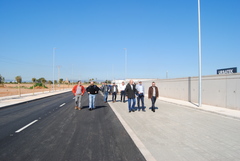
[152,81,155,86]
[129,80,133,85]
[77,81,81,85]
[122,81,125,85]
[104,82,107,85]
[113,82,116,86]
[90,81,94,85]
[139,81,142,85]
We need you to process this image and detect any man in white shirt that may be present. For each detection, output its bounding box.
[119,81,126,103]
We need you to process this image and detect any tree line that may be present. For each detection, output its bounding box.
[0,74,66,85]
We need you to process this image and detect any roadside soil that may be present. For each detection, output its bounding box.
[0,84,74,97]
[0,83,102,97]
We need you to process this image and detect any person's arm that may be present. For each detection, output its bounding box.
[81,86,86,95]
[109,87,111,93]
[86,86,90,94]
[156,87,159,98]
[148,87,151,99]
[72,85,76,96]
[125,85,128,98]
[97,86,100,93]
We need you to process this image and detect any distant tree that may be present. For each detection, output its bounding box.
[41,78,46,85]
[59,78,63,84]
[36,78,40,83]
[37,77,46,83]
[89,78,94,82]
[15,76,22,83]
[48,80,53,84]
[105,80,111,84]
[54,80,57,84]
[0,74,5,84]
[32,78,36,83]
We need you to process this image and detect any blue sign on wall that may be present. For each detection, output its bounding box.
[217,67,237,75]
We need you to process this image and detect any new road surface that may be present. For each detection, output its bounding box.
[0,92,145,161]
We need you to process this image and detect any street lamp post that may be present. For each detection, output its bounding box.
[124,48,127,80]
[198,0,202,107]
[53,47,56,91]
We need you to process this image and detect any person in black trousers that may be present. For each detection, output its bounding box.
[148,82,159,112]
[110,83,118,103]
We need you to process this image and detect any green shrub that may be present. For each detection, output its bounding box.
[29,83,48,89]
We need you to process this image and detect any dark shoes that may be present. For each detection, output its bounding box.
[89,108,92,111]
[129,109,135,113]
[152,107,155,112]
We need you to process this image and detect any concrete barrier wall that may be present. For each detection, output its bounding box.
[140,73,240,110]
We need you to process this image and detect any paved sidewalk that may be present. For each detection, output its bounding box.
[158,96,240,120]
[0,89,71,108]
[108,95,240,161]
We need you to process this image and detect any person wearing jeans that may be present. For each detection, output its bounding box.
[89,94,96,110]
[125,80,138,113]
[101,82,110,103]
[86,81,100,111]
[148,81,159,112]
[136,81,145,111]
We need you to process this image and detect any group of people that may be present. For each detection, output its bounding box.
[100,80,159,112]
[72,81,100,111]
[72,80,159,112]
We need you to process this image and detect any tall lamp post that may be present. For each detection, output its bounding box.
[198,0,202,107]
[124,48,127,80]
[53,47,56,91]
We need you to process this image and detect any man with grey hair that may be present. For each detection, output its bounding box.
[101,82,110,103]
[125,80,137,112]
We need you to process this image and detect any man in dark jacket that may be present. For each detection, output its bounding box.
[86,81,100,111]
[148,81,159,112]
[101,82,110,103]
[110,82,118,103]
[125,80,138,112]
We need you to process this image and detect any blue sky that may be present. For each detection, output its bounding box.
[0,0,239,82]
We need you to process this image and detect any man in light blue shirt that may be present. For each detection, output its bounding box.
[136,81,145,111]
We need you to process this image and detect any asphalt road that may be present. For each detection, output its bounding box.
[0,92,145,161]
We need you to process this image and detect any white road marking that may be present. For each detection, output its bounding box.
[60,103,66,107]
[15,120,38,133]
